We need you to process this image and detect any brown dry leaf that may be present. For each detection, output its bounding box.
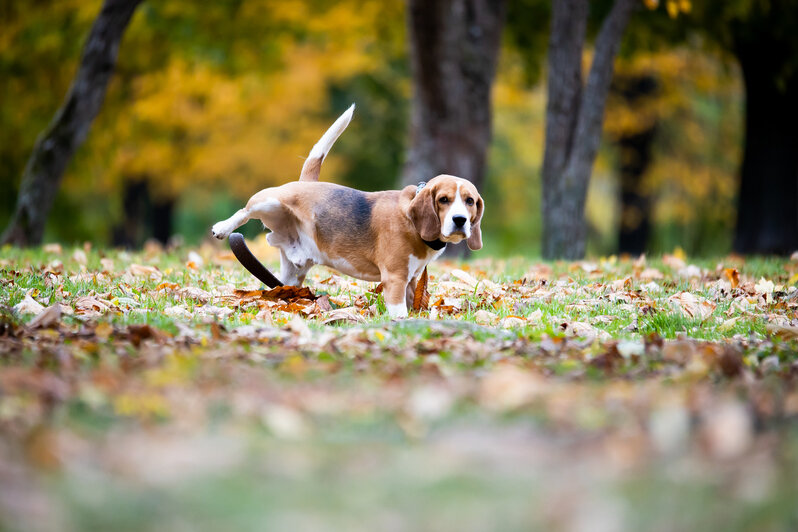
[74,296,110,315]
[501,316,526,329]
[766,323,798,340]
[129,263,162,279]
[723,268,740,289]
[668,292,716,320]
[262,286,316,301]
[126,324,168,346]
[412,267,430,312]
[663,253,686,270]
[179,287,212,303]
[370,283,384,294]
[27,305,61,329]
[233,289,264,299]
[95,322,113,340]
[322,307,366,324]
[42,243,62,254]
[13,295,45,315]
[451,268,479,289]
[315,295,333,312]
[474,309,498,325]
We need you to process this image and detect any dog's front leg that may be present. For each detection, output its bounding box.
[405,277,417,311]
[381,271,409,319]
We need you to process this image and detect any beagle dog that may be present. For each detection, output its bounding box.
[211,105,484,318]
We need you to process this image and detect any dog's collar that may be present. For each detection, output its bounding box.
[422,238,446,250]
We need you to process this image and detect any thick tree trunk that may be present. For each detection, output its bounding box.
[732,41,798,254]
[541,0,636,259]
[1,0,142,246]
[401,0,506,257]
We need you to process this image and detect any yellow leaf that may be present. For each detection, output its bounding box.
[666,0,679,17]
[723,268,740,289]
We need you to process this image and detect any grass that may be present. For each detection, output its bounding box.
[1,243,798,531]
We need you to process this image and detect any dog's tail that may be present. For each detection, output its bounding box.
[299,104,355,182]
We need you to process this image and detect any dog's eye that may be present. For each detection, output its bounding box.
[438,197,450,204]
[465,197,474,206]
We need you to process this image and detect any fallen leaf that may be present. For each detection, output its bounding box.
[95,322,113,340]
[766,324,798,340]
[450,268,479,289]
[723,268,740,289]
[14,295,45,316]
[718,316,739,333]
[412,267,430,312]
[322,307,366,324]
[72,249,87,265]
[164,306,192,319]
[129,263,162,279]
[43,243,62,254]
[474,309,498,325]
[668,292,716,320]
[27,305,61,329]
[501,316,526,328]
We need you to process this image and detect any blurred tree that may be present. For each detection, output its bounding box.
[1,0,142,246]
[540,0,637,259]
[401,0,506,257]
[0,0,408,245]
[604,49,742,256]
[691,0,798,254]
[610,72,658,255]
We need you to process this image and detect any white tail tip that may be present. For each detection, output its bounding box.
[300,104,355,181]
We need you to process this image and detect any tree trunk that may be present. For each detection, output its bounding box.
[732,39,798,254]
[614,74,658,255]
[401,0,506,258]
[112,179,175,248]
[541,0,636,259]
[1,0,142,246]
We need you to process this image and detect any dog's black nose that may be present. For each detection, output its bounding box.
[453,215,467,228]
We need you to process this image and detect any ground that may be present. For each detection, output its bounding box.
[2,237,798,531]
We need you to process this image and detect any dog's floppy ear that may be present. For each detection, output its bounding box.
[467,196,484,251]
[409,185,441,241]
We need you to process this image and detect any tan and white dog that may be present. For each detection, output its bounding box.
[211,105,484,318]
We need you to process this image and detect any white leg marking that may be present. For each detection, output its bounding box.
[386,302,408,319]
[212,209,250,239]
[441,182,471,239]
[249,198,282,217]
[279,250,310,286]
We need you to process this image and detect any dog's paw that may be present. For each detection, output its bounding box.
[386,303,408,319]
[211,221,231,240]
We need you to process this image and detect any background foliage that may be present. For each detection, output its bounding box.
[0,0,742,255]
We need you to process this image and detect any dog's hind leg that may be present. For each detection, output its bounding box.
[211,195,285,240]
[278,249,311,286]
[211,208,251,240]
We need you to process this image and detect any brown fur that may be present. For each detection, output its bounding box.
[299,156,322,182]
[215,175,483,315]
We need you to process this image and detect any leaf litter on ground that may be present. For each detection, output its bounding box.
[1,244,798,530]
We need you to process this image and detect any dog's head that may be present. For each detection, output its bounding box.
[408,174,484,250]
